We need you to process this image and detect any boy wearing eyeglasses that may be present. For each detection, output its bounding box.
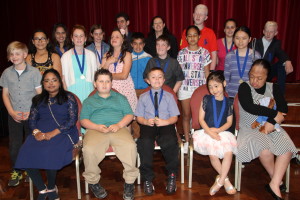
[0,41,42,186]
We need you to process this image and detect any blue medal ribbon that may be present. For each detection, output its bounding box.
[149,89,164,117]
[155,58,170,73]
[236,48,249,80]
[56,46,67,57]
[113,53,122,72]
[212,96,226,128]
[74,48,85,75]
[95,42,103,64]
[224,37,234,54]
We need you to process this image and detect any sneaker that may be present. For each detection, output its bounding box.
[183,142,189,154]
[24,171,30,183]
[8,170,23,186]
[166,173,177,194]
[123,183,134,200]
[47,185,59,200]
[143,181,154,195]
[89,183,107,199]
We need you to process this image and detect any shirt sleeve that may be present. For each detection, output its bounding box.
[58,93,78,133]
[209,31,218,52]
[179,29,188,49]
[80,98,92,120]
[238,82,277,120]
[167,93,180,117]
[143,58,154,79]
[224,53,231,83]
[203,48,212,66]
[174,59,185,81]
[0,70,8,88]
[135,94,145,117]
[33,69,42,88]
[28,105,39,131]
[119,94,134,115]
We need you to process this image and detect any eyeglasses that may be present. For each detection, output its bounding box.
[33,37,47,42]
[43,79,58,83]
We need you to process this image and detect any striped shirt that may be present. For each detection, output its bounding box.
[224,49,261,97]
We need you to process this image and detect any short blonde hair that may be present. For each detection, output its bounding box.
[194,4,208,15]
[7,41,28,58]
[264,21,278,30]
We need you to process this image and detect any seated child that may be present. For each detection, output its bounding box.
[135,67,180,195]
[80,69,139,200]
[143,35,184,93]
[192,71,237,196]
[131,32,152,97]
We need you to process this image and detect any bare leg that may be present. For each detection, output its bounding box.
[220,152,233,184]
[269,152,292,198]
[180,98,191,142]
[259,149,275,178]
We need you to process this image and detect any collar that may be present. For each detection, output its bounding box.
[94,90,116,99]
[133,51,144,56]
[12,63,29,72]
[150,88,162,93]
[157,54,170,61]
[262,37,272,45]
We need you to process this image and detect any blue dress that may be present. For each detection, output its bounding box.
[15,93,79,170]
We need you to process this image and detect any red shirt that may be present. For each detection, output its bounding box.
[180,27,217,54]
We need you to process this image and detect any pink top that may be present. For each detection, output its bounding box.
[216,38,236,71]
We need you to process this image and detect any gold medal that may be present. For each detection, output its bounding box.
[239,79,243,84]
[80,74,85,79]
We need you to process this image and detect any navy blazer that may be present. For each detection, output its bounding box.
[254,37,289,64]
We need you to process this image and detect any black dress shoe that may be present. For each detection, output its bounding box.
[265,184,283,200]
[279,183,287,192]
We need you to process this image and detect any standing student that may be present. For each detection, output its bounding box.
[224,26,261,98]
[0,41,42,186]
[193,71,237,196]
[216,19,237,71]
[180,4,217,70]
[102,29,137,112]
[177,25,211,153]
[130,32,152,97]
[86,24,109,68]
[26,29,62,76]
[52,23,72,57]
[136,67,180,195]
[254,21,293,94]
[143,35,184,93]
[116,12,133,52]
[144,16,178,58]
[61,24,98,103]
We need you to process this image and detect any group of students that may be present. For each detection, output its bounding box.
[0,3,297,200]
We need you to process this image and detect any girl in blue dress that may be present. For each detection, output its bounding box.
[192,71,237,196]
[15,69,79,200]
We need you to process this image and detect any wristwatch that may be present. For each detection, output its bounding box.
[32,129,41,136]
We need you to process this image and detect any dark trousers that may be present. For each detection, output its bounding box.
[268,62,286,94]
[8,115,30,168]
[26,169,57,191]
[137,124,178,182]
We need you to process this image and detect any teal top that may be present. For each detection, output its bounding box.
[80,90,133,127]
[67,55,94,102]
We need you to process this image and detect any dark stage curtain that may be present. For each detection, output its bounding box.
[0,0,299,81]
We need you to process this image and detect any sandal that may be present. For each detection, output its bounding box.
[224,177,237,195]
[209,175,223,196]
[47,185,60,200]
[37,187,48,200]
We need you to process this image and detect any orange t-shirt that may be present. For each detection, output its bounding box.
[180,27,217,54]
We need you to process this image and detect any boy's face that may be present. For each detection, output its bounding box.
[9,49,27,66]
[131,38,145,53]
[193,8,207,26]
[94,74,112,95]
[263,25,278,42]
[146,70,165,90]
[117,17,129,30]
[156,40,170,57]
[91,28,104,43]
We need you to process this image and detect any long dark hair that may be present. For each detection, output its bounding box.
[148,16,170,37]
[28,29,55,54]
[32,69,68,107]
[106,28,128,63]
[52,23,72,49]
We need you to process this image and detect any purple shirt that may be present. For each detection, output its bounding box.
[135,88,180,120]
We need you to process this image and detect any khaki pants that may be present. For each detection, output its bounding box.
[82,128,139,184]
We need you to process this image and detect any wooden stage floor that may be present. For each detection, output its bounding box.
[0,136,299,200]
